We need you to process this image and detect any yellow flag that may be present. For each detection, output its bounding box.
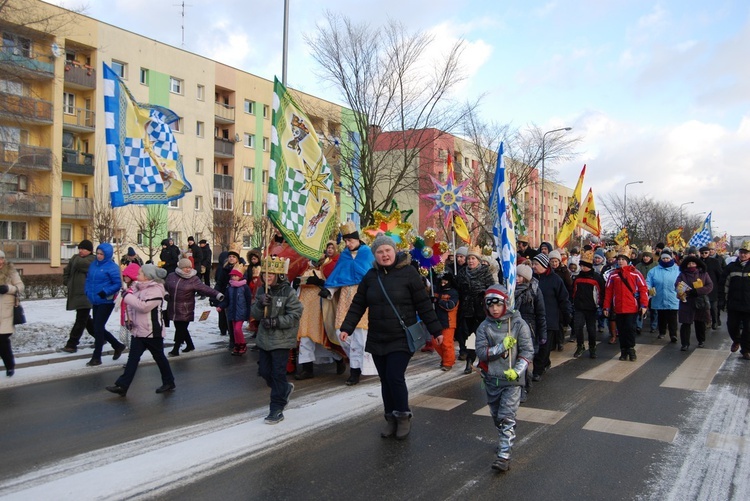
[555,165,586,248]
[614,227,629,246]
[453,215,470,243]
[666,227,685,250]
[577,188,601,236]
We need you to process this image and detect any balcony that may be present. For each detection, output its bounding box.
[214,137,235,158]
[63,62,96,89]
[62,149,95,176]
[0,142,52,173]
[0,48,54,79]
[0,192,52,217]
[0,91,53,124]
[0,240,50,262]
[214,102,235,124]
[61,196,93,219]
[214,173,234,191]
[62,107,96,133]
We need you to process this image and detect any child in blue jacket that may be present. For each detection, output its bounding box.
[217,269,252,355]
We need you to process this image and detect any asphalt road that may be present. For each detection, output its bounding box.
[1,324,749,500]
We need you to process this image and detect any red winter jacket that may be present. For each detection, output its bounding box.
[603,265,649,314]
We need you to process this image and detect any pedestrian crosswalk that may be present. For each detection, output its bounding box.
[412,345,732,444]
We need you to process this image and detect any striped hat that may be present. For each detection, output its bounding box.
[532,253,550,269]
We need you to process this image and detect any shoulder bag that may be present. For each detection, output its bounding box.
[13,295,26,325]
[376,274,428,353]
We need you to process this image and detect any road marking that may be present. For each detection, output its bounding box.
[577,344,664,382]
[473,405,567,425]
[411,394,465,411]
[706,432,749,453]
[660,349,729,391]
[583,416,678,443]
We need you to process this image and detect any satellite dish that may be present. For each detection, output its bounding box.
[51,43,63,58]
[235,133,241,143]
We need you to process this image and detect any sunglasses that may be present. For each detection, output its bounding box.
[485,297,505,306]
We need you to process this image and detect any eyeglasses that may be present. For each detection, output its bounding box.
[485,297,505,306]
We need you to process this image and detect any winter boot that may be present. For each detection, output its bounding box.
[573,344,585,358]
[492,456,510,472]
[393,410,413,440]
[335,358,347,375]
[381,413,397,438]
[463,351,476,374]
[493,416,516,471]
[589,345,597,359]
[619,350,628,361]
[346,367,361,386]
[231,345,243,356]
[628,348,637,362]
[295,362,314,380]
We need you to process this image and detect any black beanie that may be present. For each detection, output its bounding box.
[78,239,94,252]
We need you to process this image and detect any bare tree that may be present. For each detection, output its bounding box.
[460,112,581,241]
[128,205,166,262]
[305,12,481,226]
[209,203,255,252]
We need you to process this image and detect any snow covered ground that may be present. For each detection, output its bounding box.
[1,297,227,388]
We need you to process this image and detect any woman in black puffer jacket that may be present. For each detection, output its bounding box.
[340,235,442,441]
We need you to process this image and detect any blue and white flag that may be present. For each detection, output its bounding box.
[103,63,191,207]
[490,142,517,310]
[688,211,712,248]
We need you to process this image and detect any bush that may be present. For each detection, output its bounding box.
[21,274,65,300]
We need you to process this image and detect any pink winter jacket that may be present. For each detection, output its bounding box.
[122,280,166,338]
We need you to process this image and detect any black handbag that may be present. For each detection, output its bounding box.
[376,274,428,353]
[13,295,26,325]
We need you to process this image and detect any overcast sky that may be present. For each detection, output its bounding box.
[49,0,750,237]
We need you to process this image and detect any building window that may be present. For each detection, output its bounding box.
[263,105,270,119]
[168,199,180,208]
[168,231,181,245]
[243,166,254,182]
[172,118,183,133]
[63,92,75,115]
[0,220,27,240]
[262,202,267,215]
[244,133,255,148]
[242,234,252,248]
[262,170,268,184]
[262,137,269,151]
[196,84,205,101]
[140,68,149,85]
[195,196,203,211]
[112,228,126,244]
[243,200,254,215]
[170,77,183,95]
[196,158,204,175]
[196,121,204,138]
[60,223,73,243]
[2,33,32,58]
[136,231,144,245]
[111,60,127,79]
[213,190,234,211]
[244,100,255,114]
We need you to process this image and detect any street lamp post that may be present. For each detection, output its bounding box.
[623,180,644,231]
[540,127,572,242]
[679,201,694,227]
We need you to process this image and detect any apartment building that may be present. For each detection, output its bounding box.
[0,0,354,274]
[373,128,576,248]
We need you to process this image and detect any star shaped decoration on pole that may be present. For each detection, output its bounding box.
[361,207,413,249]
[420,156,478,227]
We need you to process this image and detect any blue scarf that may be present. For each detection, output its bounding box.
[659,259,675,268]
[324,244,373,288]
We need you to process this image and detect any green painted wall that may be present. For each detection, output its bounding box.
[147,70,170,243]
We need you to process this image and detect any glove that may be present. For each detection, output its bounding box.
[292,277,301,289]
[306,275,325,287]
[215,293,224,302]
[216,307,222,312]
[503,335,517,350]
[0,285,8,294]
[262,317,278,329]
[261,294,272,306]
[503,368,519,381]
[318,288,332,299]
[98,291,107,299]
[539,337,547,346]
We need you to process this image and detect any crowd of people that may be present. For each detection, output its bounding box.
[0,227,748,473]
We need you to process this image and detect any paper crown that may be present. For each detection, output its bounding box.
[741,240,750,252]
[229,242,243,255]
[643,245,653,253]
[340,220,357,237]
[580,249,594,265]
[616,246,631,258]
[261,256,290,275]
[467,245,483,258]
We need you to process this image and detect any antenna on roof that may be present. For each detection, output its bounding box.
[174,1,192,48]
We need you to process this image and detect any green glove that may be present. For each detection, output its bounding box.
[503,368,519,381]
[503,335,517,350]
